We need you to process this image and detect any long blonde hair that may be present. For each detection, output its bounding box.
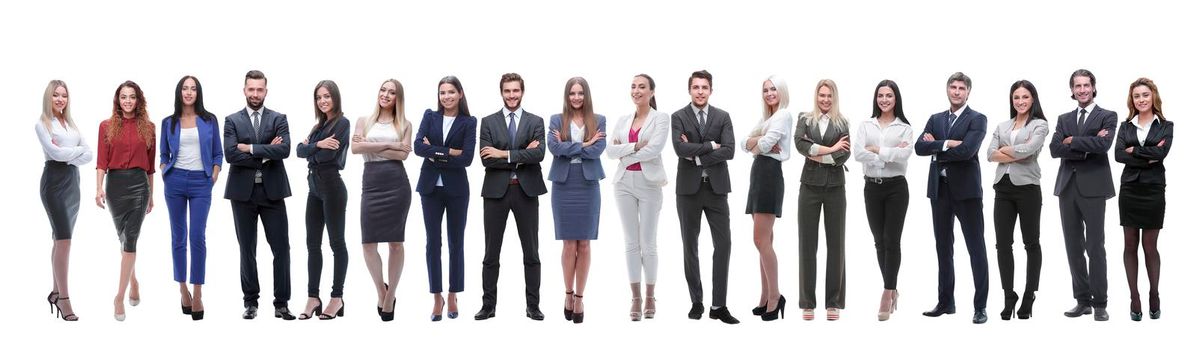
[363,78,410,138]
[804,79,848,129]
[751,75,789,138]
[40,80,78,132]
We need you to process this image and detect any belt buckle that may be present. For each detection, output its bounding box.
[867,177,882,184]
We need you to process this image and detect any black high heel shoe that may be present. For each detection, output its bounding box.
[380,299,396,322]
[298,297,323,320]
[47,291,59,314]
[1016,292,1035,320]
[1149,292,1161,319]
[572,295,584,324]
[55,297,78,321]
[762,295,786,321]
[564,291,574,321]
[1000,290,1018,320]
[319,298,345,320]
[377,283,389,317]
[752,304,767,316]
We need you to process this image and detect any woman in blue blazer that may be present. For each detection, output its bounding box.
[158,76,223,321]
[413,76,477,321]
[547,77,606,324]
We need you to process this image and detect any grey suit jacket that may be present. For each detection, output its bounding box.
[986,118,1048,185]
[223,107,292,201]
[671,104,735,195]
[793,112,851,187]
[1048,105,1117,198]
[478,110,547,198]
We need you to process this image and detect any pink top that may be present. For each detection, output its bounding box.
[626,127,642,171]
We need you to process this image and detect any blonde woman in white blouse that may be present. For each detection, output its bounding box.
[741,75,793,321]
[853,80,914,321]
[608,74,670,321]
[35,80,92,321]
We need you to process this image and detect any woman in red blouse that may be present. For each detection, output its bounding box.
[95,80,156,321]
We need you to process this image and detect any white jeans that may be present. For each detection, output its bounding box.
[614,170,664,284]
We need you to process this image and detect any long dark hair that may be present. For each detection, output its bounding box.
[634,73,657,110]
[871,80,909,125]
[436,75,470,117]
[168,75,216,131]
[311,80,343,133]
[1008,80,1047,121]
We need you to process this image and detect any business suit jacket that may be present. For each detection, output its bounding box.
[223,107,292,201]
[914,106,987,200]
[413,109,477,196]
[985,118,1048,185]
[1049,105,1117,198]
[546,114,606,182]
[1114,118,1172,185]
[479,110,547,198]
[160,115,224,178]
[793,113,851,187]
[671,105,735,195]
[607,109,670,187]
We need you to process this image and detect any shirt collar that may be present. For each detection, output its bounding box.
[690,103,709,117]
[950,105,968,117]
[1078,104,1095,116]
[245,106,263,117]
[503,107,523,120]
[1133,115,1160,130]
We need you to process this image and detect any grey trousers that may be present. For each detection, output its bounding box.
[798,183,847,309]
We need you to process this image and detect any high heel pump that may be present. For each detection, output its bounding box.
[1000,290,1018,320]
[564,291,574,321]
[380,299,396,322]
[762,295,786,321]
[1016,292,1035,320]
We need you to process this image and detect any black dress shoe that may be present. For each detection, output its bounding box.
[526,306,544,321]
[274,306,296,320]
[708,307,740,324]
[1094,307,1109,321]
[972,310,988,324]
[243,306,258,320]
[688,303,704,320]
[922,304,956,317]
[474,306,496,320]
[1063,304,1093,318]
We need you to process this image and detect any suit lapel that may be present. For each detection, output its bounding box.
[431,114,445,145]
[444,114,464,145]
[700,107,715,140]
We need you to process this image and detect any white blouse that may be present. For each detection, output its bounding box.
[175,127,204,171]
[740,109,793,162]
[852,117,913,178]
[35,120,92,166]
[364,121,400,163]
[570,121,585,164]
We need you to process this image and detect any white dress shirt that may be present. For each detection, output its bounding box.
[35,120,92,166]
[853,117,913,178]
[1134,115,1159,145]
[740,109,792,162]
[436,116,457,186]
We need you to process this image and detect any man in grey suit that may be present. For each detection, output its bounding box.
[672,70,739,324]
[1049,69,1116,321]
[475,73,547,321]
[224,70,295,320]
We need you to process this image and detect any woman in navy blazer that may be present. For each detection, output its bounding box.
[547,77,606,324]
[158,76,222,321]
[1114,78,1172,321]
[413,76,477,321]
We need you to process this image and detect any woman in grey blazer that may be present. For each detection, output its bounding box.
[985,80,1049,320]
[792,79,852,321]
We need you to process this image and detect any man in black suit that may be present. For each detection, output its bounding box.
[474,73,547,321]
[1049,69,1116,321]
[914,72,990,324]
[671,70,739,324]
[224,70,295,320]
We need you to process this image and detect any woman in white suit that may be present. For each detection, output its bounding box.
[608,74,670,322]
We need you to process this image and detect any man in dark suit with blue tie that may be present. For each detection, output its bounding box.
[1049,69,1116,321]
[475,73,547,321]
[223,70,295,320]
[915,72,990,324]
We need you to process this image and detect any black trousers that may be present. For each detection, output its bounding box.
[305,169,349,298]
[678,181,732,307]
[1059,176,1108,308]
[931,177,988,310]
[232,183,291,308]
[993,175,1042,294]
[863,176,908,290]
[481,184,541,308]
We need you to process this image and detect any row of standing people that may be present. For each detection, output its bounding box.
[36,69,1170,324]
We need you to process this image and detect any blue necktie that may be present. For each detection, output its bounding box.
[507,112,517,149]
[947,113,958,129]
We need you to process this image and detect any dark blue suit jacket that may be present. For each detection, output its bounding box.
[160,115,223,178]
[915,106,987,200]
[413,109,476,196]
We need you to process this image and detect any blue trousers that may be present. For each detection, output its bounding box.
[422,187,468,293]
[164,169,213,284]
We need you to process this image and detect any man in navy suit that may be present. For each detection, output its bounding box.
[223,70,295,320]
[914,72,990,324]
[1049,69,1116,321]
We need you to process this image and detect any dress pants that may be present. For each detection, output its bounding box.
[615,171,663,284]
[481,183,541,308]
[863,177,908,289]
[305,168,349,298]
[993,175,1042,293]
[677,181,732,307]
[232,183,291,308]
[930,176,989,310]
[422,186,468,293]
[1059,176,1108,308]
[798,184,847,309]
[165,169,213,285]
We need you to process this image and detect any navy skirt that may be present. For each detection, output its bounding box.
[552,163,600,240]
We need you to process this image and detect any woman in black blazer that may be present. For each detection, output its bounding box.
[1113,78,1172,321]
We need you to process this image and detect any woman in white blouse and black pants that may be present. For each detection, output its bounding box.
[742,75,793,321]
[853,80,913,321]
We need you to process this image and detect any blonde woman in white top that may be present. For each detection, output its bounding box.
[36,80,92,321]
[853,80,914,321]
[741,75,793,321]
[608,74,670,321]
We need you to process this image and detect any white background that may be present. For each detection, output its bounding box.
[4,0,1191,349]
